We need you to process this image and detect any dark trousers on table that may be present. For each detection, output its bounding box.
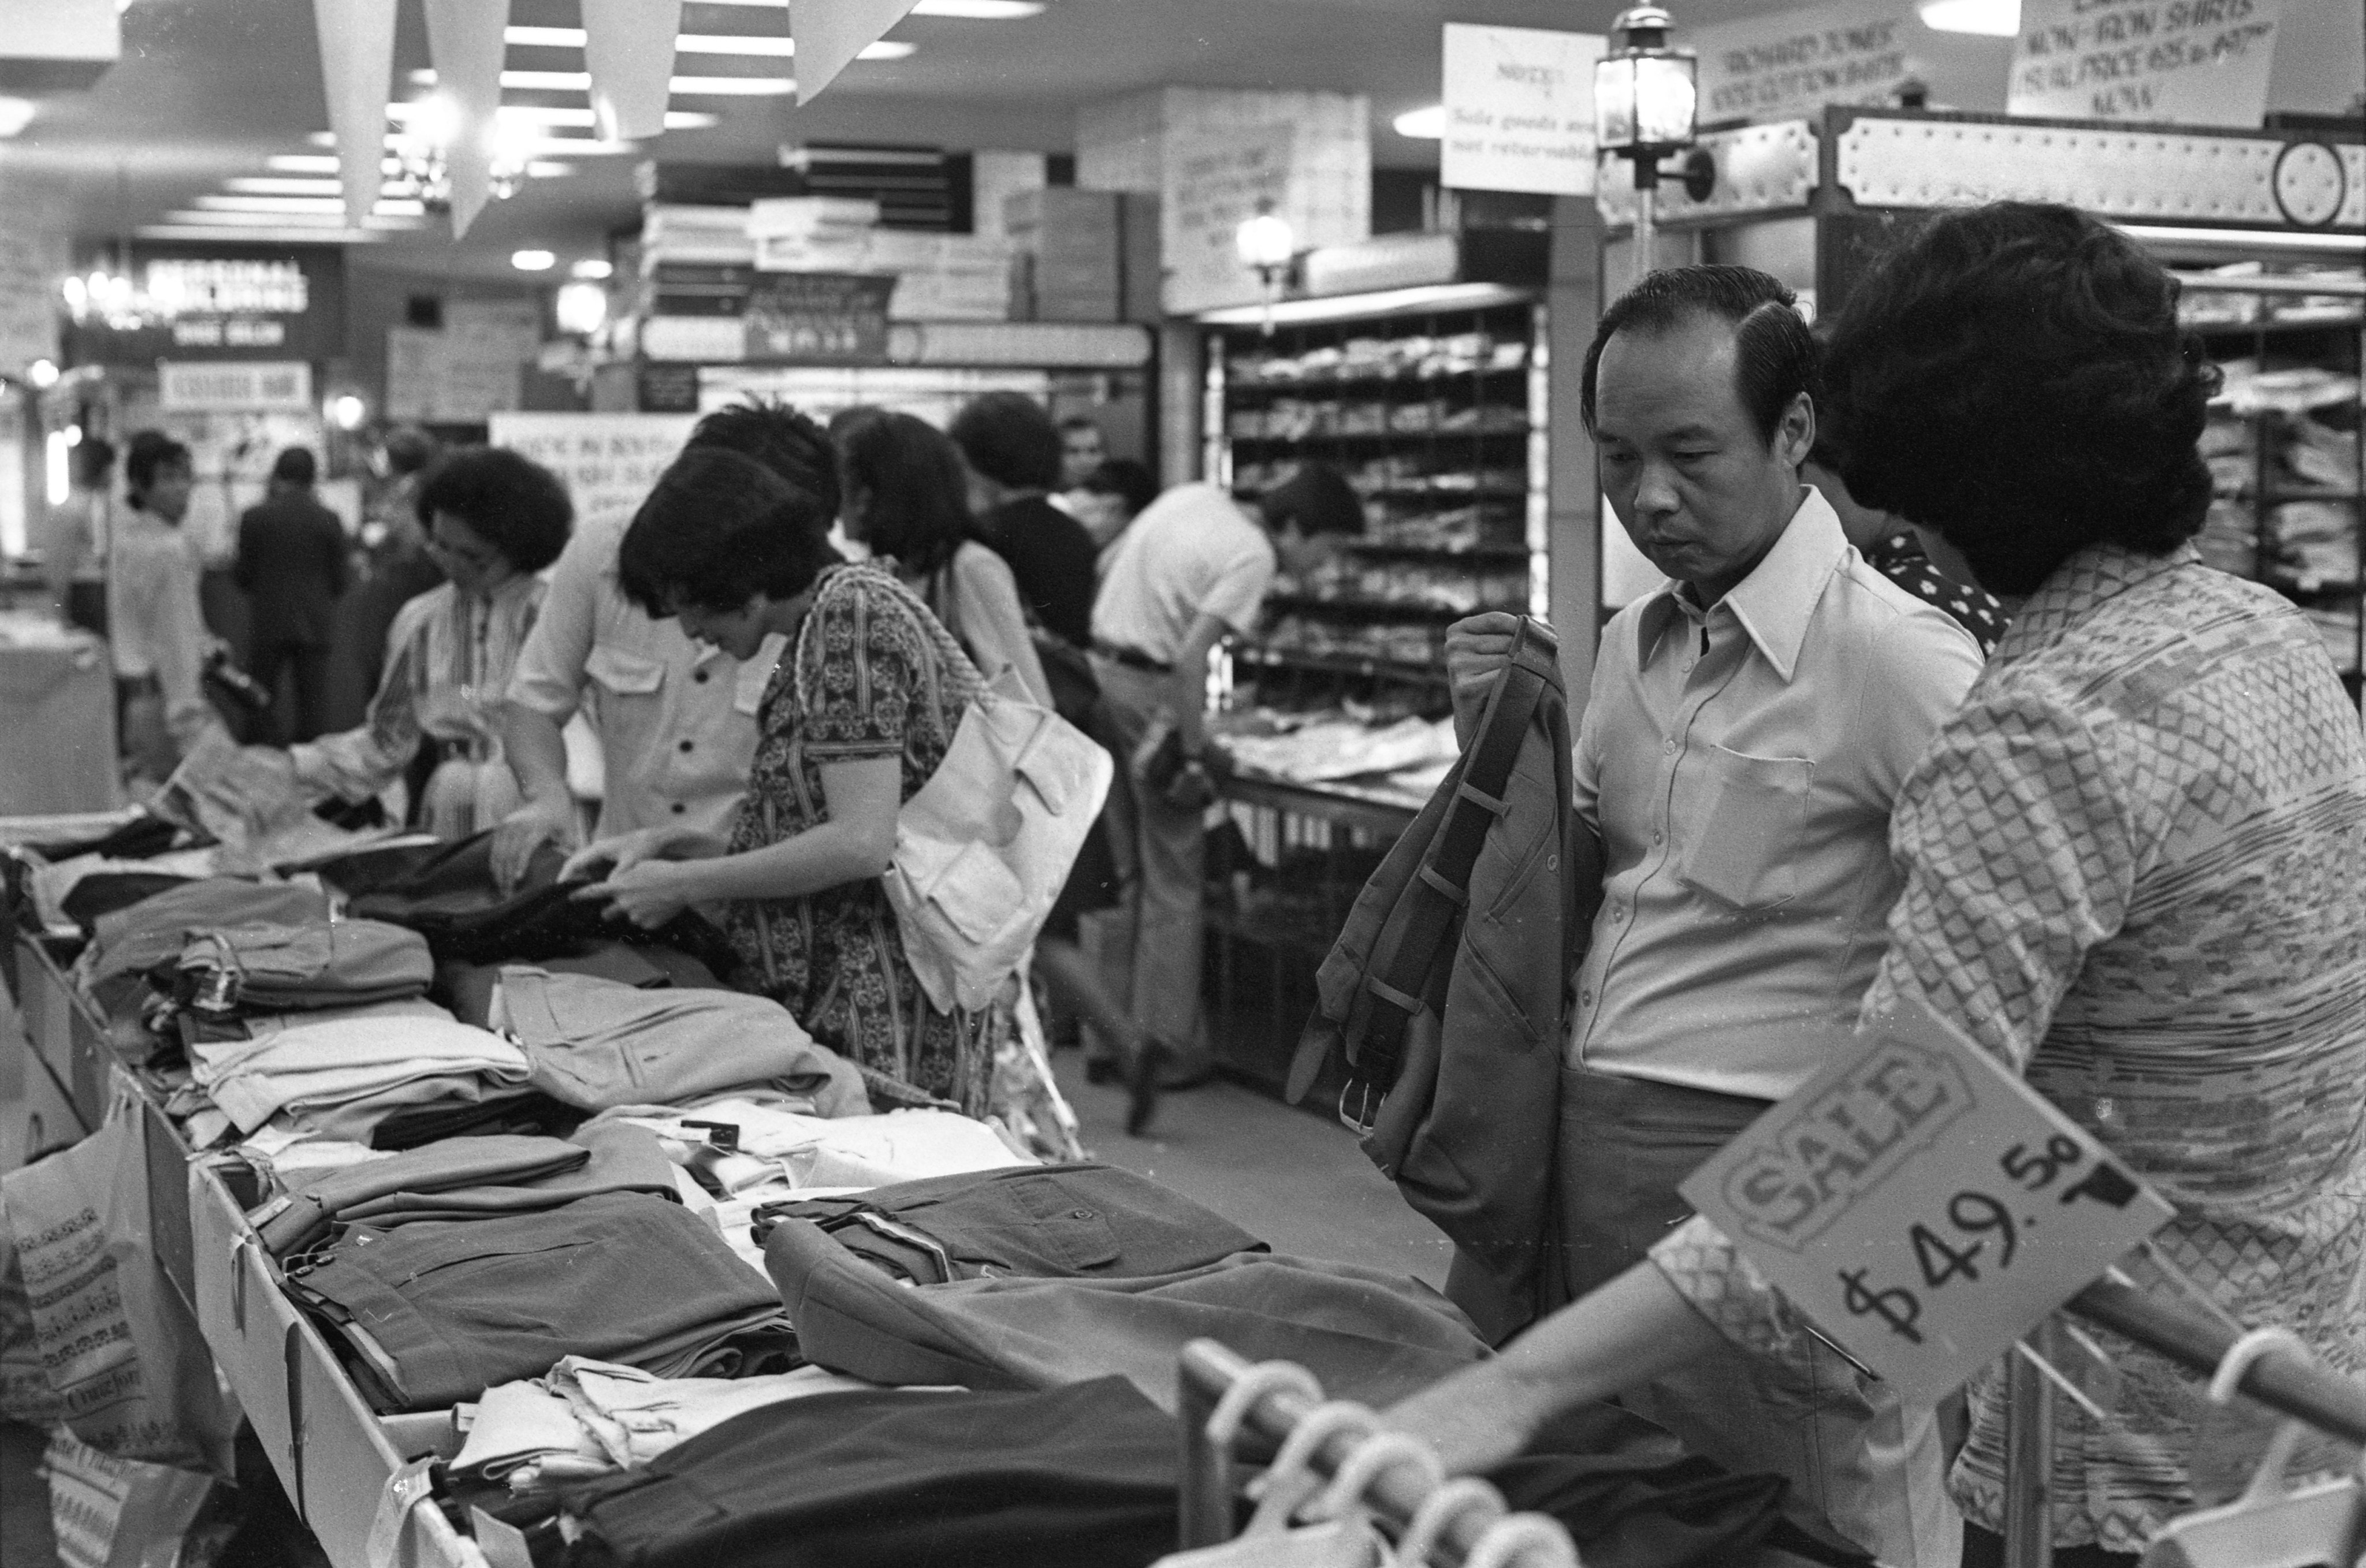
[1557,1063,1960,1567]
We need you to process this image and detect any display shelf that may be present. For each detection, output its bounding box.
[1263,594,1479,620]
[1230,646,1449,684]
[1214,771,1426,836]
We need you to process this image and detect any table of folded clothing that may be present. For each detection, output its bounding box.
[3,808,1820,1568]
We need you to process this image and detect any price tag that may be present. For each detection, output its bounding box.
[1679,996,2175,1406]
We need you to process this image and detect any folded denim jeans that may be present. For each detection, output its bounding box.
[749,1161,1263,1284]
[281,1191,793,1412]
[256,1132,588,1256]
[492,967,867,1117]
[173,917,432,1014]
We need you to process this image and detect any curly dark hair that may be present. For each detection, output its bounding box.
[1580,265,1821,445]
[414,446,574,574]
[686,398,839,520]
[832,407,976,579]
[1259,463,1364,538]
[617,447,839,617]
[1078,457,1157,519]
[123,430,191,498]
[1823,202,2218,597]
[948,390,1063,493]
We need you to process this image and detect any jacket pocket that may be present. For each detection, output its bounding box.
[1678,744,1813,911]
[586,643,665,697]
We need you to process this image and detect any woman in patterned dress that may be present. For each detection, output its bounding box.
[566,446,993,1114]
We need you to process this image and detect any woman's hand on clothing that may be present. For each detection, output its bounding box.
[581,859,698,929]
[561,824,717,884]
[492,794,578,891]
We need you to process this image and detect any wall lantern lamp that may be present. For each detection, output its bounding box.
[1234,200,1296,336]
[1595,6,1710,284]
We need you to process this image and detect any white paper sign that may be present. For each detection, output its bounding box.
[1163,122,1297,315]
[486,412,697,530]
[1440,24,1605,196]
[2008,0,2283,126]
[1691,0,1919,124]
[1682,996,2175,1405]
[158,360,313,413]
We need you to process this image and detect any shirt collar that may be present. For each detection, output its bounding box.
[1990,541,2200,667]
[1634,487,1846,683]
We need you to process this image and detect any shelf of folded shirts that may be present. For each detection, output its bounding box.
[1225,361,1530,394]
[1225,424,1532,447]
[1343,540,1531,563]
[1263,594,1500,621]
[1230,645,1450,684]
[1232,482,1528,504]
[1215,770,1428,836]
[2186,310,2366,336]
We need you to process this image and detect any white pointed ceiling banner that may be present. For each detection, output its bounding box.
[424,0,508,237]
[311,0,398,225]
[583,0,683,143]
[793,0,917,105]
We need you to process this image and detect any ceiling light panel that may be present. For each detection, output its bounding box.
[499,25,908,59]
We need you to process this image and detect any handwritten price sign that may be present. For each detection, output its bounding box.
[1681,996,2175,1405]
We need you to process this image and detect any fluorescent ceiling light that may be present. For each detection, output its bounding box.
[1917,0,2020,34]
[196,193,427,215]
[571,258,614,280]
[306,128,634,155]
[227,176,413,195]
[526,160,575,177]
[664,75,796,94]
[163,208,418,229]
[141,225,385,244]
[0,97,37,138]
[1393,105,1445,139]
[267,153,344,172]
[910,1,1044,16]
[388,100,719,131]
[500,25,907,58]
[512,249,557,271]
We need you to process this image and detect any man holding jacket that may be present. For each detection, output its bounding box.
[1444,266,1982,1566]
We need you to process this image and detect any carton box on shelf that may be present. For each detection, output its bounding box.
[1005,188,1121,322]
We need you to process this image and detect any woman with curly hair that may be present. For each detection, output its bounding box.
[1389,203,2366,1566]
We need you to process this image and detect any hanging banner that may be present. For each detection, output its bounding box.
[1691,0,1921,124]
[423,0,506,237]
[1681,996,2175,1407]
[159,361,313,412]
[793,0,917,106]
[1440,24,1606,196]
[2008,0,2284,125]
[486,413,699,530]
[583,0,682,143]
[310,0,397,225]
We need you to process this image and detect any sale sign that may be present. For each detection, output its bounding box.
[1682,996,2175,1406]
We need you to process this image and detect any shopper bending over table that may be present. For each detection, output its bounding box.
[567,448,996,1117]
[1387,204,2366,1567]
[285,446,570,837]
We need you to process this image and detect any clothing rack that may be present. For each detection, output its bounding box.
[1175,1339,1580,1567]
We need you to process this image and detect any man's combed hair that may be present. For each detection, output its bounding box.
[618,446,839,617]
[1822,202,2218,597]
[415,446,574,574]
[1579,265,1821,444]
[948,390,1064,493]
[686,398,840,521]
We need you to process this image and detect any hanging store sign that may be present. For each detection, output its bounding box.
[743,273,894,364]
[1682,995,2174,1406]
[159,360,313,412]
[2008,0,2284,126]
[1690,0,1921,125]
[65,245,345,364]
[1439,23,1606,196]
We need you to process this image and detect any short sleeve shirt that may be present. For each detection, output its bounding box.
[1090,483,1277,665]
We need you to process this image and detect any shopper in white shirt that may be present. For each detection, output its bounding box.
[1437,266,1981,1566]
[1087,467,1359,1083]
[492,403,838,889]
[39,435,114,634]
[109,431,229,784]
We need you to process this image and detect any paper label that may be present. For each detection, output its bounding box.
[2008,0,2283,126]
[1439,23,1606,196]
[1690,0,1921,124]
[1681,996,2175,1405]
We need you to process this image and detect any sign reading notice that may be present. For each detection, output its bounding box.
[487,412,698,530]
[1691,0,1919,124]
[1682,996,2175,1405]
[1440,24,1606,196]
[2008,0,2283,125]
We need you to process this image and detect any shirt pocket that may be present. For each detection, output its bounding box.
[1678,743,1814,911]
[586,642,665,698]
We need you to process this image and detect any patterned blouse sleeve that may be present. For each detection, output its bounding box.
[799,574,920,762]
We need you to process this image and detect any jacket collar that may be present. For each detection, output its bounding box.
[1990,541,2200,668]
[1635,487,1845,684]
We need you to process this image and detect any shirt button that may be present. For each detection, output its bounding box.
[678,739,694,753]
[670,803,686,815]
[694,669,710,684]
[1614,908,1626,922]
[1652,831,1663,845]
[1070,1209,1095,1220]
[1580,990,1593,1007]
[1664,740,1676,755]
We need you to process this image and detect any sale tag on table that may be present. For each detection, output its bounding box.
[1680,996,2176,1406]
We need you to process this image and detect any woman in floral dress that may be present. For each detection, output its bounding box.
[564,446,992,1113]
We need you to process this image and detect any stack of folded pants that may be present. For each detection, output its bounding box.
[558,1376,1181,1568]
[183,997,534,1142]
[78,877,332,1014]
[490,967,868,1118]
[280,1190,795,1413]
[436,941,727,1030]
[168,917,433,1014]
[595,1097,1031,1190]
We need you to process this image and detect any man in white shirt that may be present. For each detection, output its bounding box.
[1088,468,1359,1082]
[109,432,228,783]
[493,403,838,887]
[1445,267,1981,1566]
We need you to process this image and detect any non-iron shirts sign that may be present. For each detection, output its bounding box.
[2008,0,2285,125]
[1682,995,2175,1406]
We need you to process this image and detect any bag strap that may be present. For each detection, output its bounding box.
[1327,618,1560,1114]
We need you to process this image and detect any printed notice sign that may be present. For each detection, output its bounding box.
[1682,996,2175,1405]
[487,412,698,530]
[2008,0,2283,126]
[1691,0,1919,124]
[1163,122,1297,315]
[1440,24,1606,196]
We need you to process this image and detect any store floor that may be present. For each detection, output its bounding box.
[1050,1049,1455,1290]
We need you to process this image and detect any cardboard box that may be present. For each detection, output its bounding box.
[1005,188,1120,322]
